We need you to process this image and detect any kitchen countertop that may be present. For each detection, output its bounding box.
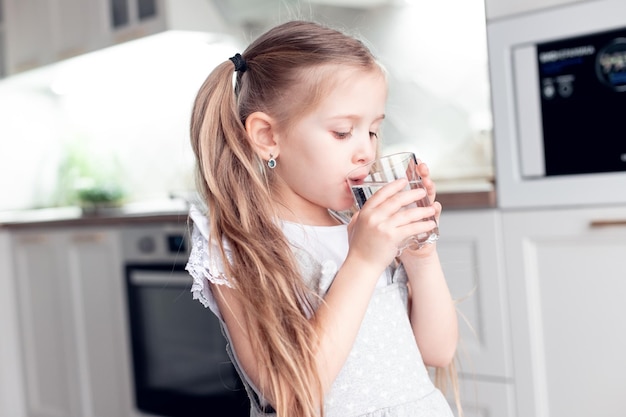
[0,180,496,229]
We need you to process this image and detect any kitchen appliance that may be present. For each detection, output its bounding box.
[121,223,249,417]
[487,0,626,208]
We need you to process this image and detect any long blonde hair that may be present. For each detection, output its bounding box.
[190,20,459,417]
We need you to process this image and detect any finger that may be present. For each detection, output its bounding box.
[394,204,437,227]
[433,201,442,222]
[360,178,408,209]
[416,162,436,203]
[416,159,430,178]
[379,186,429,217]
[423,177,436,203]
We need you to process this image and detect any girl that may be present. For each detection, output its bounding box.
[185,20,459,417]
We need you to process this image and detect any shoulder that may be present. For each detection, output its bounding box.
[185,205,233,318]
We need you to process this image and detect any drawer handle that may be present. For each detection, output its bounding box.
[589,219,626,228]
[72,233,105,243]
[17,235,47,244]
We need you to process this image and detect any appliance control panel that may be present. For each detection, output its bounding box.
[121,224,189,263]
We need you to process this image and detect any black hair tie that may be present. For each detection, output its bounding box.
[229,53,247,73]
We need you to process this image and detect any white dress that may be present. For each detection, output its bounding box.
[185,206,454,417]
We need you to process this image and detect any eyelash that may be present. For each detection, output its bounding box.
[334,131,352,139]
[333,131,379,140]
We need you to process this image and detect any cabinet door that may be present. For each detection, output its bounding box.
[438,210,512,380]
[0,231,27,417]
[12,228,131,417]
[64,229,132,417]
[106,0,164,45]
[3,0,100,73]
[3,0,54,72]
[502,206,626,417]
[12,231,81,417]
[50,0,100,61]
[454,379,515,417]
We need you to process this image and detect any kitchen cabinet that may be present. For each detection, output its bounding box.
[501,206,626,417]
[2,0,162,74]
[10,227,133,417]
[455,379,515,417]
[103,0,165,47]
[437,209,515,416]
[1,0,226,76]
[0,231,26,417]
[3,0,101,74]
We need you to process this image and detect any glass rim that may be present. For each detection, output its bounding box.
[345,151,416,180]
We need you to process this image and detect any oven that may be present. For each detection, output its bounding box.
[121,223,249,417]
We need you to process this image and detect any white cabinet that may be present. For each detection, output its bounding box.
[99,0,163,47]
[501,206,626,417]
[437,209,515,417]
[0,230,26,417]
[455,379,515,417]
[1,0,231,76]
[3,0,102,73]
[2,0,164,74]
[10,227,133,417]
[12,231,76,417]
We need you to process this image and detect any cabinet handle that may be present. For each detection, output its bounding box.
[17,235,47,244]
[71,233,105,243]
[589,219,626,228]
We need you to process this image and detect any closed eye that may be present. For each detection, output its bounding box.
[370,132,379,139]
[333,131,352,140]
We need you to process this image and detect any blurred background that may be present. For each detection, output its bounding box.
[0,0,492,211]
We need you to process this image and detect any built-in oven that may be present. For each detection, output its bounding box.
[121,223,249,417]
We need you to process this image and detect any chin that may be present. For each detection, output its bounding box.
[334,200,356,212]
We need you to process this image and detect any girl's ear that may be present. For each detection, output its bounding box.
[245,111,279,160]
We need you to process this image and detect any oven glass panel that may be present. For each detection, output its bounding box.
[537,26,626,176]
[126,265,249,417]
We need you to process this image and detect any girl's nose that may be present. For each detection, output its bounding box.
[353,137,376,164]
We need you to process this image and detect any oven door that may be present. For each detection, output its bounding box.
[125,263,249,417]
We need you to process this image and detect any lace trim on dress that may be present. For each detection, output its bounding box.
[184,222,233,309]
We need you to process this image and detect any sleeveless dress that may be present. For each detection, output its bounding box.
[185,207,454,417]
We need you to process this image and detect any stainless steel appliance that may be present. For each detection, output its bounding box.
[121,223,249,417]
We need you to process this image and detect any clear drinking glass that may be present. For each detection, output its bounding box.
[346,152,439,252]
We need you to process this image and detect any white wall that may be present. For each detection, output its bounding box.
[0,32,243,210]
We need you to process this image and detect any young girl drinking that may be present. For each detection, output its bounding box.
[185,20,459,417]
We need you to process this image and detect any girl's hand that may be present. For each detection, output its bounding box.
[346,177,437,269]
[417,160,440,220]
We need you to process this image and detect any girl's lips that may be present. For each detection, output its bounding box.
[346,165,370,184]
[347,176,365,185]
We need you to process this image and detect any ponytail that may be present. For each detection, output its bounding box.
[190,59,323,416]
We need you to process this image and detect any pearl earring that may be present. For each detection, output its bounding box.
[267,154,277,169]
